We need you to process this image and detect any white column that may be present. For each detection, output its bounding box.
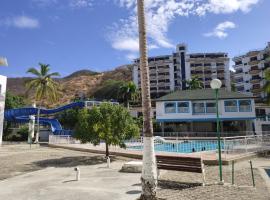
[0,75,7,146]
[28,115,35,143]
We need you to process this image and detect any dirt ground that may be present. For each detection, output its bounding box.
[0,144,270,200]
[0,144,129,180]
[157,156,270,200]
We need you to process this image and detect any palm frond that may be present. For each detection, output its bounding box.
[39,63,50,76]
[27,68,42,77]
[46,72,61,78]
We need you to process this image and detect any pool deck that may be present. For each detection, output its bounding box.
[48,143,258,165]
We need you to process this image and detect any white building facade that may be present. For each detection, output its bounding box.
[233,42,270,100]
[133,43,231,98]
[155,89,257,136]
[0,75,7,145]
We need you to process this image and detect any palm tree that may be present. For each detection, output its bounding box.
[137,1,157,199]
[25,63,61,142]
[263,69,270,104]
[120,81,138,109]
[185,76,203,90]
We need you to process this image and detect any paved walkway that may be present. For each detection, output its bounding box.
[0,162,141,200]
[0,145,141,200]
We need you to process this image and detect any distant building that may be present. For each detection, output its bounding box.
[155,89,257,135]
[133,43,231,98]
[233,42,270,101]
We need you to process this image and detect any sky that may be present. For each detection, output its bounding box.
[0,0,269,78]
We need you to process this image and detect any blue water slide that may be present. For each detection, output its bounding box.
[4,101,85,135]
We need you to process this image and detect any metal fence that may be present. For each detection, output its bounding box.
[153,131,270,138]
[49,134,270,155]
[223,134,270,155]
[49,135,79,144]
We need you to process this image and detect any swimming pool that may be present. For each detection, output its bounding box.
[128,140,224,153]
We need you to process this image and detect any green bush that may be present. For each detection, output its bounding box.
[5,126,29,141]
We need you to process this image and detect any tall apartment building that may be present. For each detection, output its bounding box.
[233,42,270,101]
[133,43,230,98]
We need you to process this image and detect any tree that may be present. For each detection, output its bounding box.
[137,0,157,199]
[3,92,26,141]
[120,81,138,109]
[57,109,79,130]
[231,82,237,92]
[263,69,270,104]
[25,63,61,142]
[185,76,203,90]
[74,103,139,157]
[25,63,61,103]
[92,80,125,102]
[5,92,26,110]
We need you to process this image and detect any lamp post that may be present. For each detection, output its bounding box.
[210,78,223,183]
[0,57,8,67]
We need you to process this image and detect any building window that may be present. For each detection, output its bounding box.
[224,100,238,112]
[164,102,176,113]
[192,102,205,114]
[206,102,216,113]
[239,100,252,112]
[177,102,189,113]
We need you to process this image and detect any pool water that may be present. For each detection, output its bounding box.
[128,141,224,153]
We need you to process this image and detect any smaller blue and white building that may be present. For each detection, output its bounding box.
[155,89,256,135]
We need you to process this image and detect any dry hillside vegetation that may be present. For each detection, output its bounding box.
[7,65,133,107]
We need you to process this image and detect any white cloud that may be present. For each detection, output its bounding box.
[196,0,260,16]
[204,21,236,39]
[32,0,93,9]
[109,0,259,60]
[31,0,58,7]
[126,53,138,60]
[69,0,93,8]
[0,16,40,29]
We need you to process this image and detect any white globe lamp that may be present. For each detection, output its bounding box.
[210,79,222,90]
[0,57,8,66]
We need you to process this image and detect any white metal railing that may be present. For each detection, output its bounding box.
[49,135,79,144]
[48,134,270,155]
[153,131,260,138]
[256,116,270,122]
[223,134,270,155]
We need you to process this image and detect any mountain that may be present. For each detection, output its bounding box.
[6,65,133,107]
[63,69,100,79]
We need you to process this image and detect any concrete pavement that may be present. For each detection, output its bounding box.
[0,161,141,200]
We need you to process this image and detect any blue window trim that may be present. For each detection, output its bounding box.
[238,100,252,112]
[164,102,177,113]
[205,102,216,113]
[192,102,206,114]
[224,100,238,112]
[177,101,190,113]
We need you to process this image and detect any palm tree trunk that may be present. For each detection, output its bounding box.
[137,1,157,199]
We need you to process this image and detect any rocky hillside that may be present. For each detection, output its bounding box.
[7,65,133,107]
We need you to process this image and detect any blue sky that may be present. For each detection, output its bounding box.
[0,0,269,77]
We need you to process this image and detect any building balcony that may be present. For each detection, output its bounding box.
[249,60,260,66]
[235,70,244,74]
[250,78,261,84]
[251,88,262,93]
[250,69,261,75]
